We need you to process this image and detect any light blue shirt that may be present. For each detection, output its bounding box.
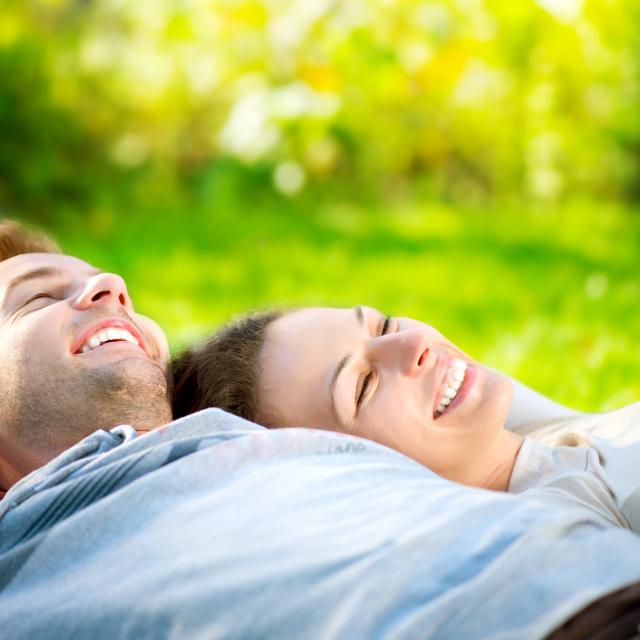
[1,409,640,639]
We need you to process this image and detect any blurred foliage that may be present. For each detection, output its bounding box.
[41,195,640,414]
[1,0,639,208]
[1,0,639,411]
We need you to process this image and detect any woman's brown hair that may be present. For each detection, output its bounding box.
[172,310,285,422]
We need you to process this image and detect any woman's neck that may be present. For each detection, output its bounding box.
[479,431,525,492]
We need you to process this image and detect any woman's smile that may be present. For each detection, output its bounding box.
[433,354,468,417]
[437,361,479,420]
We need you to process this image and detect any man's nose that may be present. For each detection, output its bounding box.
[72,273,133,311]
[366,329,430,377]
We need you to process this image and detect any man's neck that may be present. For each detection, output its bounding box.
[0,435,50,495]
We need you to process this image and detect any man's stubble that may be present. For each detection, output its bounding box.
[6,355,173,458]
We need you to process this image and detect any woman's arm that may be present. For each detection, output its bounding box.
[505,376,584,434]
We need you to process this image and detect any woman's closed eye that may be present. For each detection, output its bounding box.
[355,316,392,409]
[356,371,373,407]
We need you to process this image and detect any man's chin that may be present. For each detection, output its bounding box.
[92,360,173,431]
[86,355,171,399]
[12,357,173,457]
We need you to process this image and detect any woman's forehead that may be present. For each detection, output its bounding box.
[272,306,374,334]
[262,308,358,383]
[260,307,351,428]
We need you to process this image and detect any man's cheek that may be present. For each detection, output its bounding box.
[141,318,170,362]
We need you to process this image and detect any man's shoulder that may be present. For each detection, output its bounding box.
[0,409,427,534]
[160,407,267,438]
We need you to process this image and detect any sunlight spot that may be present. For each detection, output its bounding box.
[218,87,280,162]
[274,161,306,195]
[526,133,563,200]
[305,138,339,173]
[415,3,452,38]
[271,82,340,120]
[398,43,433,72]
[535,0,584,23]
[0,12,23,47]
[585,273,608,300]
[186,55,219,95]
[453,60,509,107]
[111,134,149,168]
[528,168,562,200]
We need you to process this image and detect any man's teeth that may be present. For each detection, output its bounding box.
[435,358,468,416]
[80,328,139,353]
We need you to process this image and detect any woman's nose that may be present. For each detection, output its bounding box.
[366,329,430,377]
[72,273,133,311]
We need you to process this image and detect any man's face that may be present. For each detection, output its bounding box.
[0,253,172,458]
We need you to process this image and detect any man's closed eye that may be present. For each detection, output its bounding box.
[23,292,58,307]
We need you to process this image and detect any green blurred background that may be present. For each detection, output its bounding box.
[1,0,639,410]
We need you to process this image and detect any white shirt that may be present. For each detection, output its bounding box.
[508,403,640,532]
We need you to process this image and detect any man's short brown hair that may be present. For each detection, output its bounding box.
[0,219,60,262]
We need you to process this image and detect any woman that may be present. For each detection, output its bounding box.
[173,306,640,532]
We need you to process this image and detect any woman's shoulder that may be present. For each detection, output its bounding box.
[510,437,590,493]
[521,404,640,533]
[511,438,632,531]
[518,402,640,446]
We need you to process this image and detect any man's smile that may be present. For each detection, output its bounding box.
[71,318,150,358]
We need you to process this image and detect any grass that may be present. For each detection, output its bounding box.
[38,191,640,413]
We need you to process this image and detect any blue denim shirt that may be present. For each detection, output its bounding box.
[1,408,640,639]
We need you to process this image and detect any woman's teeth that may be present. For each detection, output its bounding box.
[435,358,468,417]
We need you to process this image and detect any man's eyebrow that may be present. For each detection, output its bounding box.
[3,266,101,298]
[328,307,365,424]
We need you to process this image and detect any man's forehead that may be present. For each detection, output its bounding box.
[0,253,99,285]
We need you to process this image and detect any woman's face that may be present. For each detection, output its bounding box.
[259,307,513,485]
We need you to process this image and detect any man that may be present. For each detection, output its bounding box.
[1,218,640,639]
[0,220,172,497]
